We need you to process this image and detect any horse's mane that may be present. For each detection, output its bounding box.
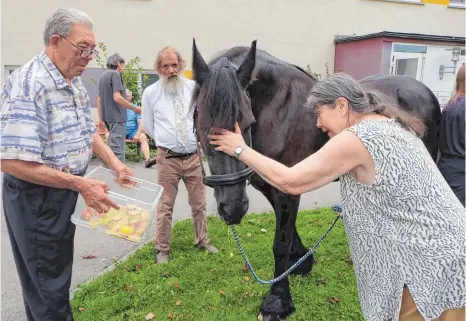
[192,57,250,148]
[191,46,318,149]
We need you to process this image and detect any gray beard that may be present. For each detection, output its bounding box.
[160,75,182,94]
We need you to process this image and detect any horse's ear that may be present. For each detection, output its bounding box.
[237,40,257,88]
[192,38,210,86]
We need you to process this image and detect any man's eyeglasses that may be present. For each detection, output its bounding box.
[60,35,99,58]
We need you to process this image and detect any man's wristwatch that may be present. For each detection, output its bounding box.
[233,145,245,159]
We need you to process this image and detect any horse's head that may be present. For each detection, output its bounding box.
[191,39,257,225]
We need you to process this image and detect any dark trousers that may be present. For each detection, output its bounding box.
[438,156,465,207]
[3,173,82,321]
[105,121,126,164]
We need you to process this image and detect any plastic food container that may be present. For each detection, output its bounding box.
[71,166,164,243]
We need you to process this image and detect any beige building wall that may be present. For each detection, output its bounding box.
[1,0,465,86]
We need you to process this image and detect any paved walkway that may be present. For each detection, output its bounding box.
[1,158,340,320]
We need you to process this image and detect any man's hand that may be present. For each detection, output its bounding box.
[78,178,120,214]
[133,133,141,142]
[110,159,136,186]
[133,106,142,115]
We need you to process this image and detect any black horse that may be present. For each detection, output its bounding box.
[191,39,441,320]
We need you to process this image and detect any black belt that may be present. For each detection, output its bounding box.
[158,147,196,159]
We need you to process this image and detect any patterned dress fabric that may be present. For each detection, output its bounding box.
[340,119,465,321]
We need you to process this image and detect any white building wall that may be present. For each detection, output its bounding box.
[1,0,465,87]
[423,44,465,106]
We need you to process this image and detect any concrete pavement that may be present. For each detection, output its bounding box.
[1,158,340,321]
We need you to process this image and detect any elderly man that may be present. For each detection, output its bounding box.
[97,53,141,163]
[125,90,156,168]
[142,47,218,264]
[0,8,133,320]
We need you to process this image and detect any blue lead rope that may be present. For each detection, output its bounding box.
[231,205,343,285]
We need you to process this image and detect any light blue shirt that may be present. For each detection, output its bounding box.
[126,104,141,135]
[0,51,96,174]
[141,78,197,154]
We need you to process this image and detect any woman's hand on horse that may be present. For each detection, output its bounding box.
[209,122,245,156]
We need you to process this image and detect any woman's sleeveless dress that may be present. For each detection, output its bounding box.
[340,119,465,321]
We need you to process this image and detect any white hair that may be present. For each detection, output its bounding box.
[43,8,94,46]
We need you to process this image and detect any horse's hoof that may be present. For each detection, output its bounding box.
[259,293,295,320]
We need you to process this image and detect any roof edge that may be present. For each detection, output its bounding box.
[334,31,465,44]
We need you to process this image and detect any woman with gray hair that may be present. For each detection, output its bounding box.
[209,73,465,320]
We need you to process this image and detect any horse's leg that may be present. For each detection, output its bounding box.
[258,190,300,321]
[264,193,312,277]
[289,225,314,276]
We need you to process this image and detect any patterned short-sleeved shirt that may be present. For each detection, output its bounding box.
[0,51,96,174]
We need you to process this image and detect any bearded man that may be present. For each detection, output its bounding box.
[141,47,218,264]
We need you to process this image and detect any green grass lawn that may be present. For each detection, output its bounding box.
[71,207,363,321]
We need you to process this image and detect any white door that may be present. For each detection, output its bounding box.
[390,53,425,81]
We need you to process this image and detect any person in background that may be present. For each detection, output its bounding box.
[142,46,218,264]
[125,89,156,168]
[437,63,465,206]
[97,53,141,163]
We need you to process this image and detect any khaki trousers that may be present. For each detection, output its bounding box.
[395,287,465,321]
[155,150,208,252]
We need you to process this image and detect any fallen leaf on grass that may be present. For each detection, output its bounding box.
[338,271,343,277]
[219,290,225,295]
[212,269,217,273]
[78,307,86,312]
[260,229,267,233]
[163,271,169,278]
[123,284,131,292]
[134,264,141,270]
[327,296,340,304]
[176,298,181,306]
[243,276,250,282]
[82,255,97,260]
[174,281,180,288]
[247,233,252,238]
[313,218,319,223]
[145,312,155,320]
[168,312,175,319]
[241,265,249,272]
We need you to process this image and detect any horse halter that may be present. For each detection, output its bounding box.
[193,108,256,188]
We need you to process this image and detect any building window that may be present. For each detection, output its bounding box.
[141,72,159,91]
[4,65,20,80]
[449,0,465,7]
[393,44,427,54]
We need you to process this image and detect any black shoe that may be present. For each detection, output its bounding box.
[145,158,157,168]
